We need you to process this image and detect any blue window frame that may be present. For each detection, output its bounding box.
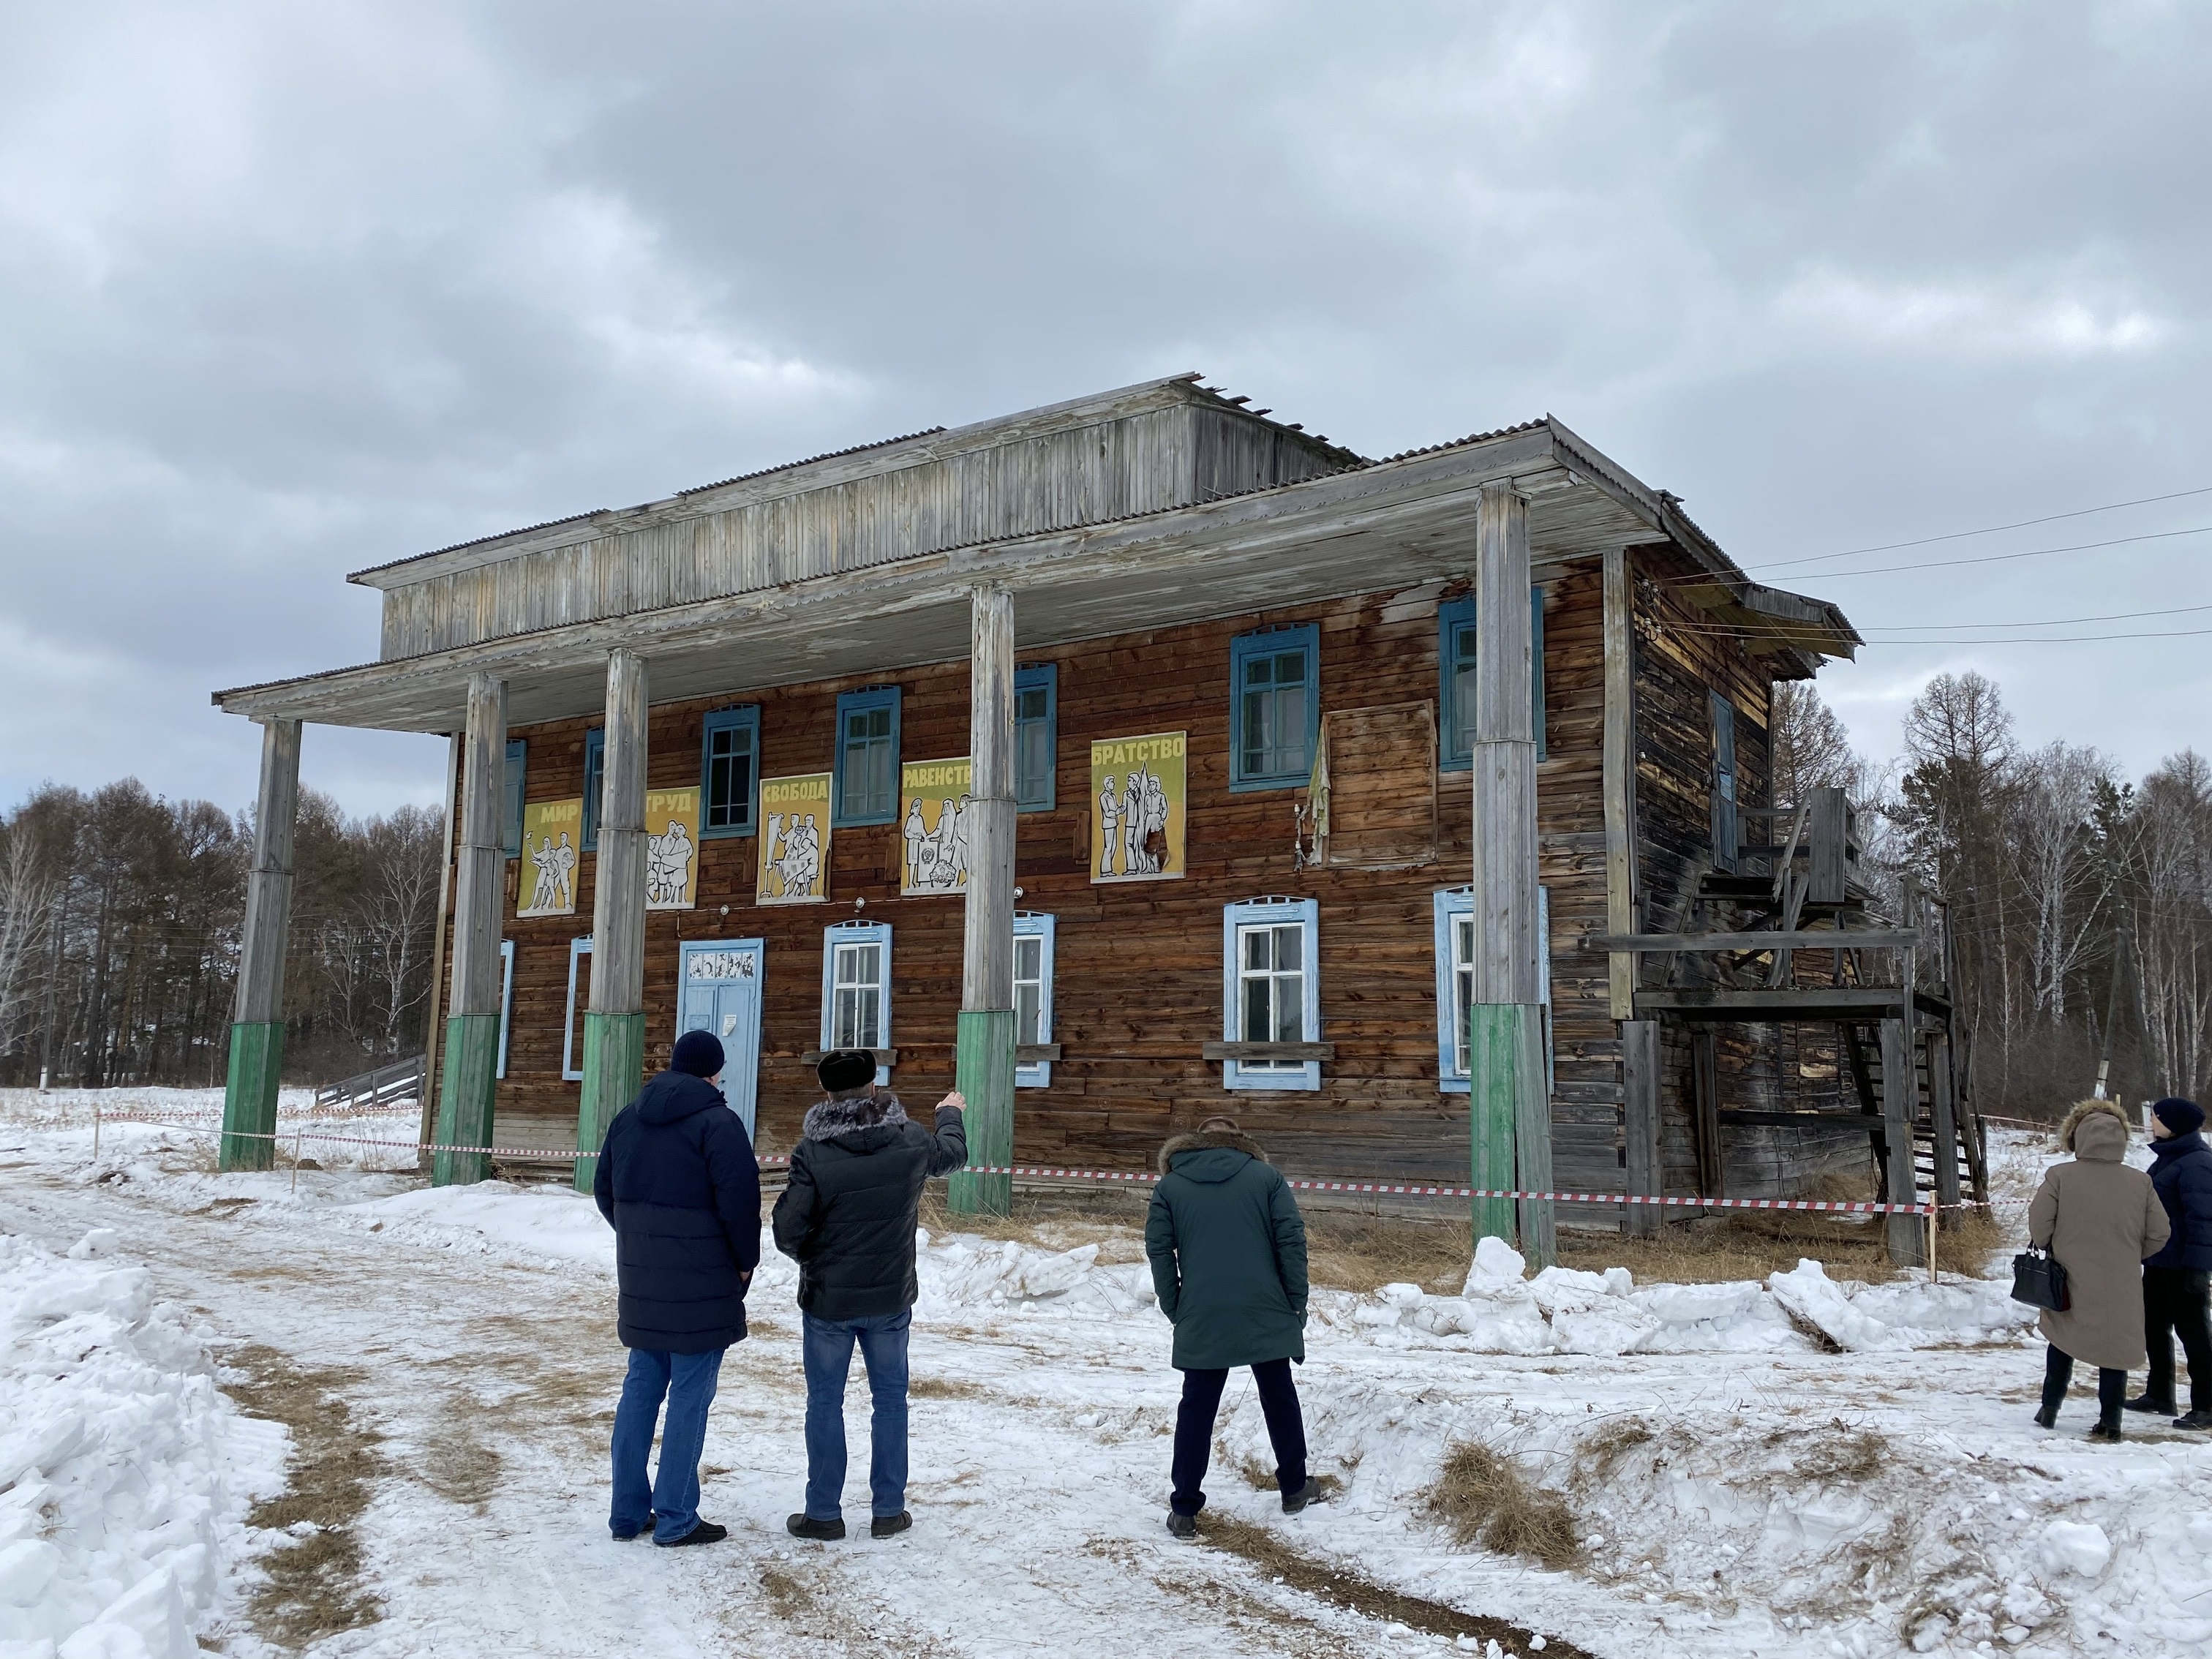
[501,740,527,858]
[497,939,515,1079]
[833,688,901,827]
[1015,664,1058,813]
[562,936,592,1082]
[700,706,761,838]
[1432,886,1552,1093]
[1230,624,1319,791]
[1014,912,1056,1088]
[1711,693,1739,873]
[1438,589,1546,770]
[1222,897,1320,1091]
[582,727,605,851]
[821,919,892,1086]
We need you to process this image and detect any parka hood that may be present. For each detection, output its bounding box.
[802,1090,910,1146]
[2061,1098,2132,1162]
[636,1069,728,1127]
[1158,1126,1268,1179]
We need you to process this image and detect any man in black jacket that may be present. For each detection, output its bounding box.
[772,1050,966,1540]
[593,1029,761,1547]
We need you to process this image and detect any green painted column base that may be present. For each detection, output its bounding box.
[1468,1001,1555,1268]
[575,1011,647,1194]
[434,1012,501,1187]
[220,1021,285,1172]
[1469,1004,1527,1250]
[947,1009,1015,1217]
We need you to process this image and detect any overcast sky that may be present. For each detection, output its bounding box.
[2,1,2205,819]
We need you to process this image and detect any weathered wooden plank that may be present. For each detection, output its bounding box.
[1881,1017,1924,1264]
[1200,1042,1338,1062]
[1602,546,1636,1020]
[1587,930,1919,953]
[1622,1019,1660,1238]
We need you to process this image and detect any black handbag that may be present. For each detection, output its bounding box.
[2011,1246,2071,1312]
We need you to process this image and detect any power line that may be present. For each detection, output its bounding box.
[1864,601,2212,632]
[1741,483,2212,573]
[1737,522,2212,582]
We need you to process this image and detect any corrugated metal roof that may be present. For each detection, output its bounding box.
[675,426,947,497]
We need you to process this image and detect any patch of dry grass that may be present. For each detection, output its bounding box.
[1779,1423,1889,1484]
[1302,1211,1470,1295]
[1195,1511,1596,1657]
[908,1376,990,1400]
[1570,1418,1657,1488]
[1422,1442,1581,1570]
[221,1345,385,1649]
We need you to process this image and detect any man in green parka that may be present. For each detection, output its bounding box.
[1145,1116,1321,1537]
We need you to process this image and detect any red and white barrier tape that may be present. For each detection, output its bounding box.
[97,1119,1950,1214]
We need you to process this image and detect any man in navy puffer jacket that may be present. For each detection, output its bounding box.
[593,1030,761,1544]
[2131,1096,2212,1429]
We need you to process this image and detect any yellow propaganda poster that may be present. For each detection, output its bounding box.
[1090,731,1186,883]
[644,786,701,911]
[756,773,832,905]
[517,798,582,917]
[900,757,972,896]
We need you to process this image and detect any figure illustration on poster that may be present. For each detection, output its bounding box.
[763,813,821,900]
[901,794,972,892]
[647,819,695,907]
[524,830,576,914]
[1096,775,1119,878]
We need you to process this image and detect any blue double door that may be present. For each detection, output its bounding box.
[676,939,764,1139]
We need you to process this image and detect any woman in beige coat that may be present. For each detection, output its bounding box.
[2028,1099,2171,1439]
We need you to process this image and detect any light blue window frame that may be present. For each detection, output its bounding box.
[501,740,527,858]
[700,706,761,839]
[497,940,515,1080]
[582,727,605,851]
[1229,623,1320,791]
[1432,887,1552,1094]
[1222,896,1321,1092]
[561,936,592,1082]
[1438,589,1546,770]
[1014,911,1056,1088]
[833,687,902,827]
[820,919,892,1086]
[1014,664,1058,813]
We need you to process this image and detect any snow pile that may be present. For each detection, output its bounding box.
[1338,1241,2034,1356]
[1216,1369,2212,1658]
[916,1234,1156,1318]
[0,1230,285,1658]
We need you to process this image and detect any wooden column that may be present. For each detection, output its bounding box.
[1602,548,1636,1022]
[575,650,649,1192]
[220,718,301,1170]
[434,677,505,1186]
[1622,1020,1660,1238]
[1927,1029,1963,1224]
[415,732,462,1174]
[1469,483,1554,1265]
[949,586,1017,1216]
[1880,1016,1925,1265]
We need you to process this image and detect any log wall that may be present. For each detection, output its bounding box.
[480,564,1628,1192]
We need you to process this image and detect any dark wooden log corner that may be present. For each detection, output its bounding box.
[799,1049,900,1066]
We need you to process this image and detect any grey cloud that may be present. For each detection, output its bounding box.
[1,0,2205,816]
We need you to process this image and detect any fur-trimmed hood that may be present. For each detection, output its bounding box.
[2060,1097,2132,1160]
[802,1090,909,1143]
[1158,1126,1268,1177]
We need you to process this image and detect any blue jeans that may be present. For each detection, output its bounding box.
[801,1309,911,1521]
[610,1347,725,1543]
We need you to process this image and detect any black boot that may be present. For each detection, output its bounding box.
[2123,1393,2175,1415]
[786,1513,846,1541]
[2033,1402,2058,1429]
[1281,1475,1324,1515]
[2088,1418,2123,1442]
[659,1519,727,1547]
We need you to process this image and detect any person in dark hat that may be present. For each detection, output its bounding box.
[2132,1096,2212,1429]
[593,1028,761,1546]
[772,1050,966,1540]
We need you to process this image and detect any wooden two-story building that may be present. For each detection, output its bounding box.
[215,374,1946,1255]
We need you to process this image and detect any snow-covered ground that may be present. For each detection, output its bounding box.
[2,1095,2208,1658]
